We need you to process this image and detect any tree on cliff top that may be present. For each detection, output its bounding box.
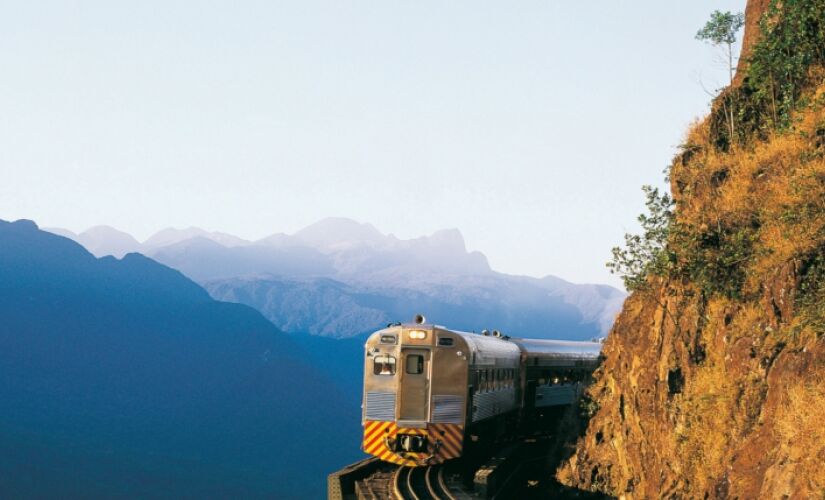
[696,10,745,145]
[696,10,745,85]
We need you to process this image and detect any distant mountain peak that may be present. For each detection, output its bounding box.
[76,225,143,258]
[81,225,132,236]
[423,228,467,252]
[293,217,387,249]
[144,227,249,249]
[144,227,210,248]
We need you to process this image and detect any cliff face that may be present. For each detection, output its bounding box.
[734,0,771,85]
[558,1,825,497]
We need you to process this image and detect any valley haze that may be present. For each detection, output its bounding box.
[46,217,625,341]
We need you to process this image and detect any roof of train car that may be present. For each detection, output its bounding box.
[449,329,521,367]
[441,327,601,359]
[509,338,602,359]
[451,329,521,353]
[367,324,602,360]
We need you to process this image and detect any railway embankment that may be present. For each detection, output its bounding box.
[556,0,825,497]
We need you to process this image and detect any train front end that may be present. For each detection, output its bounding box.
[361,323,467,467]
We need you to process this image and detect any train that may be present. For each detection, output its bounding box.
[361,316,602,467]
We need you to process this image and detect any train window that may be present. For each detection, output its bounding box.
[437,337,454,346]
[406,355,424,374]
[373,354,396,376]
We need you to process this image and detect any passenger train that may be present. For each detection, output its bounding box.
[361,316,602,467]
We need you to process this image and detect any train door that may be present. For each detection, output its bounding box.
[398,348,430,421]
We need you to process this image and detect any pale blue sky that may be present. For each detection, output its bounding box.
[0,1,745,288]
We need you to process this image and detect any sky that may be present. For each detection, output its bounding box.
[0,0,746,289]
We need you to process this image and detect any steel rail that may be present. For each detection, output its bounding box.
[406,467,421,500]
[437,466,458,500]
[392,466,423,500]
[424,466,440,499]
[391,466,406,499]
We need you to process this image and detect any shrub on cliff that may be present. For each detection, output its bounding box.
[608,185,674,291]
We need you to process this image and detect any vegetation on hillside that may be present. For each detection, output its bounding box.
[610,0,825,318]
[715,0,825,148]
[585,2,825,495]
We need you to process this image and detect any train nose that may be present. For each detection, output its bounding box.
[397,434,428,453]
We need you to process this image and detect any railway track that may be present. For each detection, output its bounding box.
[335,452,530,500]
[332,435,549,499]
[392,465,461,500]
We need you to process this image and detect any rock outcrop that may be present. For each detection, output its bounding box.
[558,1,825,497]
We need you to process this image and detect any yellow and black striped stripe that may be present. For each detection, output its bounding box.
[362,420,464,466]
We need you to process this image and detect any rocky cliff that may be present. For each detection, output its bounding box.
[558,1,825,497]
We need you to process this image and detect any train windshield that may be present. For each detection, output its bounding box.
[405,354,424,374]
[373,354,396,375]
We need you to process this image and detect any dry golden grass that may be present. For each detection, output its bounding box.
[561,77,825,499]
[671,81,825,298]
[676,303,730,485]
[669,87,825,493]
[776,367,825,453]
[775,366,825,492]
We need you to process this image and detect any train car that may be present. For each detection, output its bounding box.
[512,337,604,411]
[360,317,602,467]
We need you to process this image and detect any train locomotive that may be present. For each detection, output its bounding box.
[361,316,602,467]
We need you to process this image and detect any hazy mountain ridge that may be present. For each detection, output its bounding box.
[204,273,623,340]
[47,217,625,339]
[0,219,360,497]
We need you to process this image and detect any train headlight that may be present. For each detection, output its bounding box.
[409,330,427,340]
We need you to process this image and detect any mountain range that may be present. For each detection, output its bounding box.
[46,218,626,340]
[6,216,622,496]
[0,219,361,497]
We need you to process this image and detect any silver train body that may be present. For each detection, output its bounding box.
[360,321,602,466]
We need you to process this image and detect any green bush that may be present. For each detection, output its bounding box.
[607,186,675,291]
[671,221,759,299]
